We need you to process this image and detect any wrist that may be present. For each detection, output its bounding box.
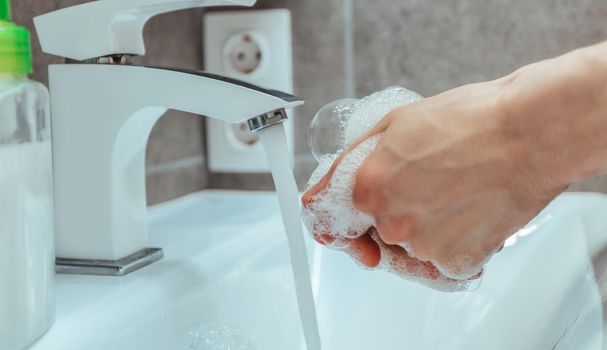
[495,54,589,190]
[496,44,607,189]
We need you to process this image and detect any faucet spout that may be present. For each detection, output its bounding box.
[143,66,302,121]
[49,63,302,264]
[247,109,289,132]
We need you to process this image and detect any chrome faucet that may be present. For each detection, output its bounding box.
[34,0,302,275]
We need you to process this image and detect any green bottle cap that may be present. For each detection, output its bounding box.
[0,0,10,21]
[0,0,32,74]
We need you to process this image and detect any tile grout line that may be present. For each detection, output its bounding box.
[146,155,206,175]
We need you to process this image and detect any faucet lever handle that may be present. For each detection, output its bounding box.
[34,0,256,61]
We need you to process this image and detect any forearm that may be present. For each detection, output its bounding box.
[497,41,607,189]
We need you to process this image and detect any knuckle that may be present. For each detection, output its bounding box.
[376,216,417,246]
[376,222,400,245]
[408,239,436,262]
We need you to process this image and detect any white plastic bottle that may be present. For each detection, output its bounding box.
[0,1,54,349]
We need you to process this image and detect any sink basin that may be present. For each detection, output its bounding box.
[30,191,606,350]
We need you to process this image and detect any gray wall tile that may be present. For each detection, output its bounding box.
[289,0,350,188]
[146,112,205,167]
[146,161,206,205]
[289,0,350,154]
[141,9,209,204]
[352,0,607,192]
[207,155,319,191]
[140,10,208,204]
[16,0,607,197]
[353,0,607,97]
[209,173,275,191]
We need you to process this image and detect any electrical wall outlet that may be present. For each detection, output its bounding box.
[204,9,294,173]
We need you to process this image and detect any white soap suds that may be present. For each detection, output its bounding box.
[342,87,422,148]
[303,86,476,292]
[302,135,380,244]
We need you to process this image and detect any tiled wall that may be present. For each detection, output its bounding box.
[350,0,607,192]
[213,0,607,193]
[352,0,607,96]
[12,0,350,203]
[14,0,607,204]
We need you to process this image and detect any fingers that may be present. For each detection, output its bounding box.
[368,227,484,283]
[343,233,381,268]
[331,226,484,287]
[414,204,503,280]
[310,227,380,268]
[301,110,397,268]
[384,244,442,280]
[375,216,417,245]
[313,233,335,245]
[301,149,348,203]
[367,229,441,280]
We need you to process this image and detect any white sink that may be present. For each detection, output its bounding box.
[30,191,607,350]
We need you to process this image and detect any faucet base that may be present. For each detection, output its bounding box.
[55,248,164,276]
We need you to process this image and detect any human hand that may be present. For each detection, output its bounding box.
[303,80,565,282]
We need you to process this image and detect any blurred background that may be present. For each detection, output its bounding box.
[13,0,607,204]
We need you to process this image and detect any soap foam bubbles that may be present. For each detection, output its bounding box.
[186,324,257,350]
[303,135,381,243]
[308,88,423,161]
[342,87,422,147]
[303,86,477,292]
[308,98,358,160]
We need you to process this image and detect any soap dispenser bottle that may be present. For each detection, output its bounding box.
[0,1,54,349]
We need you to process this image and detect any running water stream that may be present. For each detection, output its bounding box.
[258,124,322,350]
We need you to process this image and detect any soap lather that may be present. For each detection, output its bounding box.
[304,87,477,292]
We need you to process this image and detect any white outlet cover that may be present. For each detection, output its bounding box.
[204,9,294,173]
